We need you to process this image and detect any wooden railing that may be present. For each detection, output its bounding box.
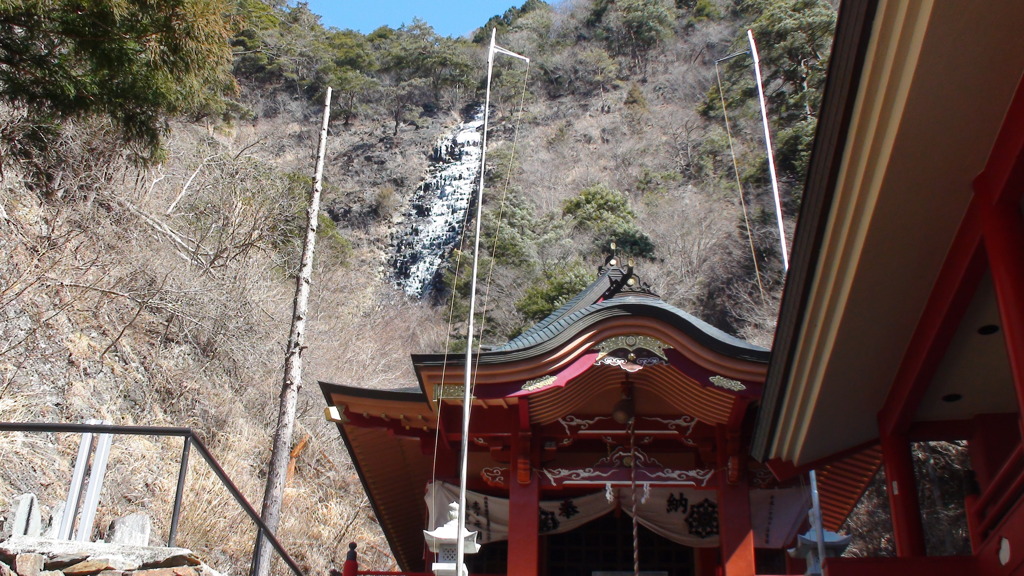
[970,443,1024,543]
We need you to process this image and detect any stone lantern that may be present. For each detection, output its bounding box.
[423,502,481,576]
[787,529,852,576]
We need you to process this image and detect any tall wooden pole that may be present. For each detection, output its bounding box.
[253,87,332,576]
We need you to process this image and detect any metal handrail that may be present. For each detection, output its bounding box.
[0,422,305,576]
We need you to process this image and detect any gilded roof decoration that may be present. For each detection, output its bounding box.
[709,375,746,392]
[521,374,557,392]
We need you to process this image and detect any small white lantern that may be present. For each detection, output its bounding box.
[424,502,481,576]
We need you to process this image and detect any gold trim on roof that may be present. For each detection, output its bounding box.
[709,375,745,392]
[522,374,558,391]
[596,335,671,361]
[433,383,472,401]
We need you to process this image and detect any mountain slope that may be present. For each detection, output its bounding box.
[0,0,836,571]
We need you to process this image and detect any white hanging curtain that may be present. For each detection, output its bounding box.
[426,481,808,549]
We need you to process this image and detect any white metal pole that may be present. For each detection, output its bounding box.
[59,421,97,540]
[748,29,790,272]
[76,422,112,541]
[455,30,527,576]
[456,27,497,576]
[809,470,828,574]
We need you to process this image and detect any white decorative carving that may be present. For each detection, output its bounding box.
[480,467,507,486]
[542,467,617,484]
[558,415,608,435]
[653,468,715,486]
[645,414,698,436]
[594,355,668,372]
[541,465,716,487]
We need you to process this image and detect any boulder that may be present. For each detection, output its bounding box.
[43,554,88,571]
[63,559,117,576]
[13,553,44,576]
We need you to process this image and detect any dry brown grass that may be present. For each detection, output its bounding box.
[0,2,796,571]
[0,111,404,574]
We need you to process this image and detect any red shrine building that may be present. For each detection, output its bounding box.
[751,0,1024,575]
[321,258,872,576]
[322,0,1024,575]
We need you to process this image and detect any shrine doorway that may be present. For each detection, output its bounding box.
[541,511,695,576]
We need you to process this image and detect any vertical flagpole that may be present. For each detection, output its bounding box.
[453,29,527,576]
[456,27,497,576]
[748,29,790,272]
[809,470,828,573]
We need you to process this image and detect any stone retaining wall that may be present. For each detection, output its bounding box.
[0,538,224,576]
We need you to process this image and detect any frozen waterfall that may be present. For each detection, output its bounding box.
[392,111,484,297]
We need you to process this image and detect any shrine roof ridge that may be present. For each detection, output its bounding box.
[493,295,768,361]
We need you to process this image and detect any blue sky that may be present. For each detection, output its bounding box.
[300,1,525,38]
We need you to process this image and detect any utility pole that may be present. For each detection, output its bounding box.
[253,87,332,576]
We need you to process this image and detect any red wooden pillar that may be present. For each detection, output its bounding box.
[718,480,755,576]
[508,400,539,576]
[694,546,720,576]
[976,72,1024,428]
[880,433,926,556]
[984,205,1024,416]
[716,427,755,576]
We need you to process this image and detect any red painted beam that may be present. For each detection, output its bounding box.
[878,74,1024,439]
[976,72,1024,434]
[984,201,1024,421]
[822,556,977,576]
[973,73,1024,207]
[881,433,926,557]
[906,419,975,442]
[876,220,986,437]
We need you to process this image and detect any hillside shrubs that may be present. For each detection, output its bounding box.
[0,0,235,156]
[563,184,655,258]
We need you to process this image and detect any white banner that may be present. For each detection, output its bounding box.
[426,481,808,549]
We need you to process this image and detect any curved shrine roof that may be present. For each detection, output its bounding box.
[413,258,769,368]
[318,257,881,571]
